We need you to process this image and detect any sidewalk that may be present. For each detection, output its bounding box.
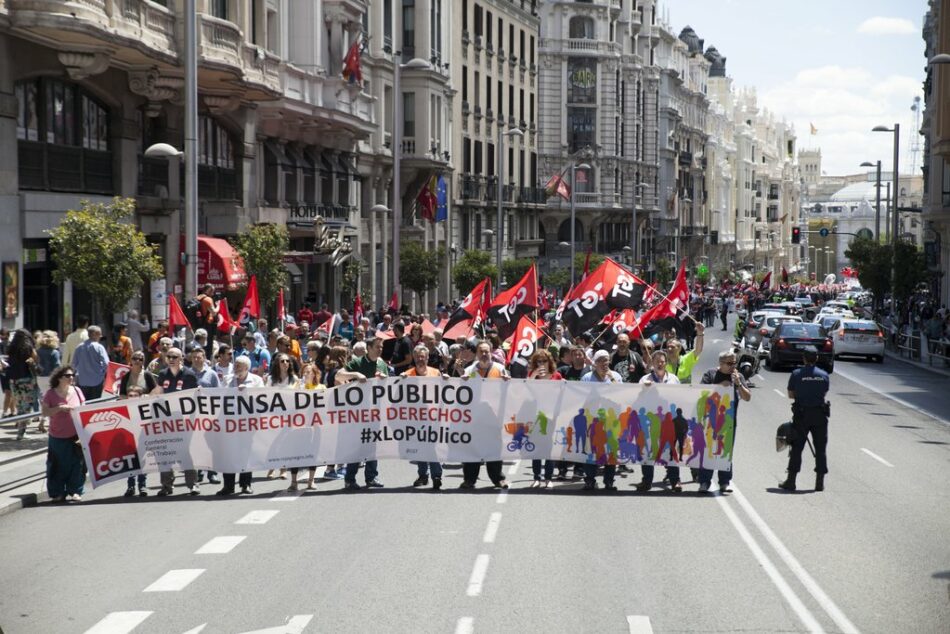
[0,427,51,518]
[883,348,950,378]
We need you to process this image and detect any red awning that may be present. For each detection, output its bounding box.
[198,236,246,292]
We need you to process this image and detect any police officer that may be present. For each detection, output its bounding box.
[780,346,830,492]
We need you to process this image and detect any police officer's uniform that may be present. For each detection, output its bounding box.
[780,347,830,492]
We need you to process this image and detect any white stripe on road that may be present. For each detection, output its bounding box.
[712,339,722,344]
[773,388,786,398]
[835,367,950,427]
[455,617,474,634]
[235,510,280,524]
[466,554,490,597]
[180,626,207,634]
[236,615,313,634]
[84,612,153,634]
[861,448,894,468]
[483,512,502,543]
[755,374,766,382]
[506,459,521,476]
[715,496,825,633]
[731,486,860,634]
[195,535,246,554]
[626,615,655,634]
[496,490,508,504]
[270,492,302,502]
[143,569,205,592]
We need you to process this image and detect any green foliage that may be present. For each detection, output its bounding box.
[713,265,734,283]
[400,242,441,298]
[695,264,711,285]
[48,197,164,318]
[232,223,289,312]
[501,258,535,286]
[542,267,570,292]
[654,257,674,288]
[341,260,362,296]
[574,252,606,275]
[892,240,927,303]
[453,249,497,296]
[845,237,890,305]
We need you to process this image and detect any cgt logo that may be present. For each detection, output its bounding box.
[79,406,141,481]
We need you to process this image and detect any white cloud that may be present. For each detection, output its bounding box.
[857,17,916,36]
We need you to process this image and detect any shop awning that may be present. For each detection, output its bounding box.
[198,236,247,292]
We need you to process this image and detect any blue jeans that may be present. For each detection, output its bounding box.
[532,459,555,480]
[415,462,443,479]
[126,474,147,489]
[585,463,617,485]
[47,436,85,497]
[698,466,732,486]
[641,464,680,485]
[345,460,379,484]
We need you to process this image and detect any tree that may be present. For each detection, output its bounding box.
[654,257,674,288]
[48,197,164,327]
[501,258,535,286]
[400,242,442,301]
[573,251,605,276]
[453,249,497,296]
[541,268,570,293]
[232,223,289,317]
[845,237,890,308]
[892,240,927,304]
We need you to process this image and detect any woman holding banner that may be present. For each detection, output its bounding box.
[40,365,85,502]
[637,350,683,493]
[265,353,299,480]
[527,349,562,489]
[287,363,325,492]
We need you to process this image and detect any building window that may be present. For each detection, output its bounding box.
[474,4,482,37]
[568,58,597,104]
[210,0,227,20]
[567,108,595,154]
[402,0,415,58]
[199,115,238,200]
[383,0,393,51]
[430,0,442,61]
[403,92,415,138]
[15,77,113,194]
[569,16,594,39]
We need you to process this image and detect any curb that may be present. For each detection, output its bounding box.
[0,491,47,519]
[883,349,950,378]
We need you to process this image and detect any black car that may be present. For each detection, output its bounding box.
[767,322,834,373]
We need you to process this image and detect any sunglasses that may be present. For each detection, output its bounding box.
[62,373,75,378]
[132,358,144,362]
[723,361,737,366]
[167,355,181,360]
[279,359,290,364]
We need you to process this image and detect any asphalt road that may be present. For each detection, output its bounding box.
[0,316,948,634]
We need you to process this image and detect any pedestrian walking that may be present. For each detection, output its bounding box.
[8,329,41,440]
[780,346,830,492]
[72,326,109,400]
[40,365,85,502]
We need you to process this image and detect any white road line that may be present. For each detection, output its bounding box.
[835,367,950,427]
[712,339,722,344]
[506,459,521,476]
[626,615,655,634]
[455,617,475,634]
[143,569,205,592]
[466,554,490,597]
[84,611,153,634]
[195,535,246,554]
[861,448,894,468]
[755,374,766,382]
[773,388,786,398]
[715,496,825,633]
[483,512,502,543]
[270,492,302,502]
[495,490,508,504]
[180,625,207,634]
[731,486,860,634]
[235,510,280,525]
[236,615,313,634]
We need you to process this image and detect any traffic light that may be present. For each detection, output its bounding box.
[791,227,801,244]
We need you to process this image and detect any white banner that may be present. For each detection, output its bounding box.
[71,379,737,488]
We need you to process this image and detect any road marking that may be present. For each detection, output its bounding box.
[732,486,859,633]
[712,339,722,344]
[755,374,766,382]
[143,569,205,592]
[835,367,950,426]
[84,611,153,634]
[506,459,521,476]
[180,626,207,634]
[483,512,502,543]
[861,448,894,467]
[195,535,246,554]
[235,510,280,525]
[773,388,786,398]
[466,554,490,597]
[270,492,302,502]
[626,615,655,634]
[455,617,474,634]
[496,490,508,504]
[236,615,313,634]
[715,496,825,633]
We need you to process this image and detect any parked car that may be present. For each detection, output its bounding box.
[767,322,835,372]
[759,314,804,358]
[742,310,786,349]
[813,315,843,332]
[833,319,885,363]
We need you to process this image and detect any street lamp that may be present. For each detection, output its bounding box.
[872,123,900,292]
[860,160,882,239]
[392,56,432,305]
[569,162,591,287]
[496,127,524,289]
[630,182,649,269]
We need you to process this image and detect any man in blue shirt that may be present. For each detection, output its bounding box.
[72,326,109,400]
[780,347,831,492]
[238,333,270,378]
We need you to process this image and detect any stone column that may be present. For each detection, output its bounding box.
[0,34,23,330]
[326,10,346,76]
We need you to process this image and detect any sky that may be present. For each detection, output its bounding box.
[663,0,928,177]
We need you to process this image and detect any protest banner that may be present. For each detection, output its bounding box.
[71,379,737,488]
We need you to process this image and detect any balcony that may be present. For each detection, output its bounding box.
[572,192,622,207]
[460,174,483,201]
[242,45,281,94]
[18,141,113,195]
[198,12,243,74]
[518,186,546,205]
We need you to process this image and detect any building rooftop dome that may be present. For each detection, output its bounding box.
[704,46,727,77]
[678,26,704,53]
[830,182,878,202]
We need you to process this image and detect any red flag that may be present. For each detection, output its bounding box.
[342,37,362,84]
[168,294,192,331]
[353,295,364,327]
[665,259,690,318]
[759,271,773,292]
[488,264,539,340]
[388,291,399,312]
[443,318,476,340]
[544,171,570,201]
[582,247,592,279]
[443,277,491,334]
[102,362,130,395]
[628,301,671,339]
[277,287,285,323]
[316,314,336,339]
[602,258,648,310]
[416,176,437,223]
[781,266,789,284]
[561,265,614,335]
[506,316,544,376]
[216,298,237,333]
[237,275,260,329]
[548,285,574,334]
[643,283,657,305]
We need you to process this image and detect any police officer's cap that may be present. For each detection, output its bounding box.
[801,345,819,360]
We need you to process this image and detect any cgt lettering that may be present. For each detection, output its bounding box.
[95,453,140,478]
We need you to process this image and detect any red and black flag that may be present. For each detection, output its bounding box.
[603,258,648,311]
[487,264,539,341]
[443,277,492,335]
[560,266,613,336]
[759,271,773,291]
[781,266,789,284]
[506,315,545,378]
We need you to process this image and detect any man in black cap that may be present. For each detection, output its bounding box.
[780,346,830,492]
